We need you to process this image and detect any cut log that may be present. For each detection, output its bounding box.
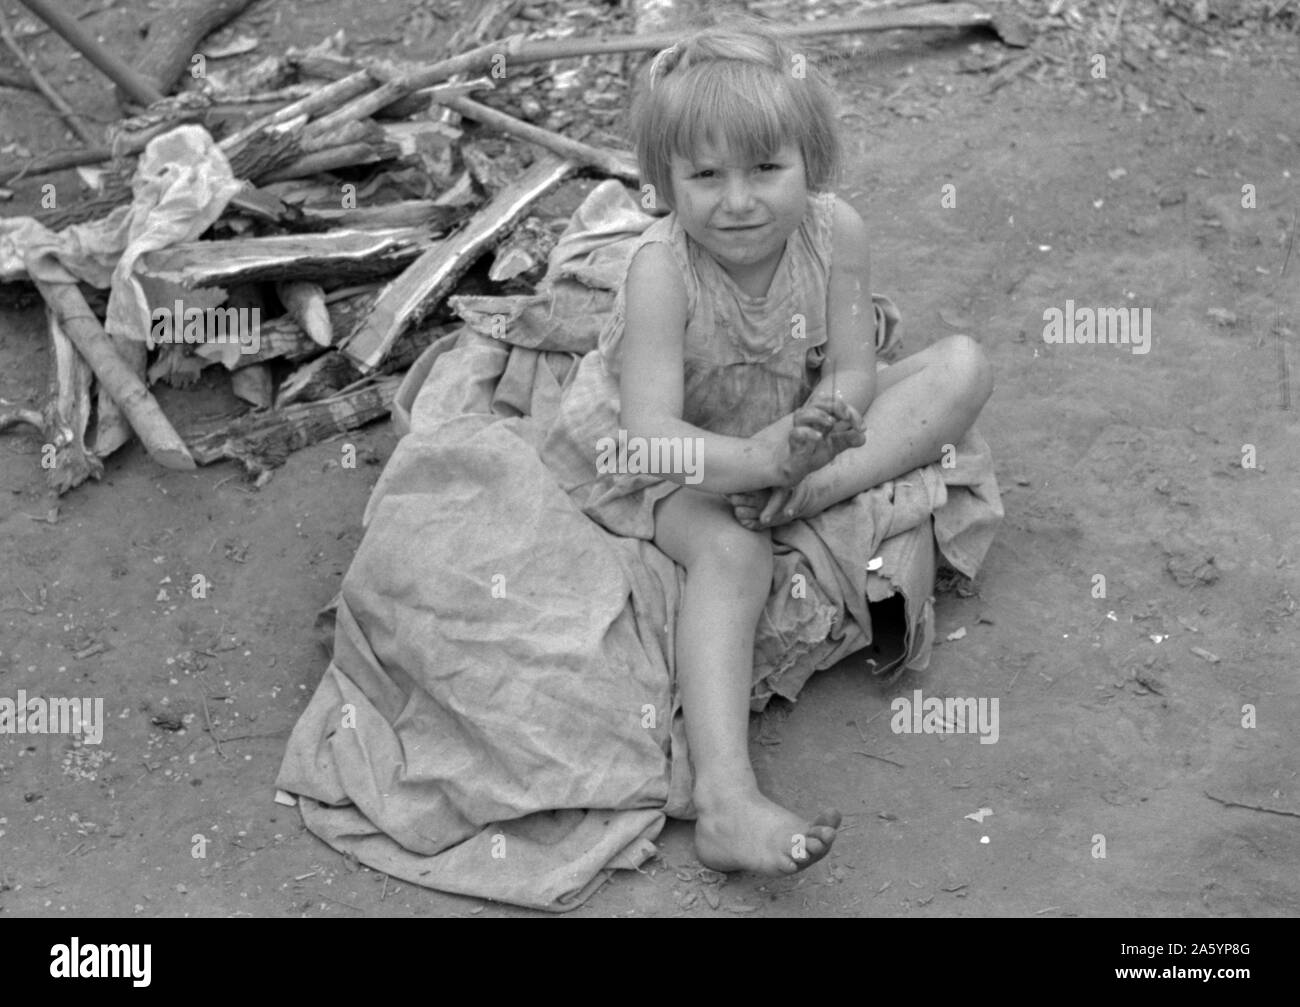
[135,0,261,98]
[276,281,332,347]
[0,312,103,495]
[224,290,380,369]
[274,352,360,408]
[223,316,321,369]
[139,227,439,288]
[182,376,402,476]
[342,154,575,373]
[231,362,274,408]
[43,302,103,493]
[33,280,195,470]
[295,199,470,233]
[92,332,145,458]
[489,216,557,283]
[274,317,454,408]
[256,139,401,183]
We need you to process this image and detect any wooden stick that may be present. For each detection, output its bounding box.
[134,0,260,97]
[1203,791,1300,820]
[33,280,195,470]
[306,38,514,135]
[441,95,637,182]
[852,750,906,769]
[0,7,97,145]
[342,154,575,374]
[14,0,164,105]
[219,70,377,153]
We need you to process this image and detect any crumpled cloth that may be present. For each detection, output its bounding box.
[275,181,1004,911]
[0,125,241,341]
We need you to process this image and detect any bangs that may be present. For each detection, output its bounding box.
[664,62,792,169]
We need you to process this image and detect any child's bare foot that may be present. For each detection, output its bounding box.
[727,479,816,530]
[695,788,841,875]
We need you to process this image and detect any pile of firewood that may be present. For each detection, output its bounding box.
[0,0,1028,493]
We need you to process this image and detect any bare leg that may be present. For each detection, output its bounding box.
[796,334,994,518]
[654,487,840,874]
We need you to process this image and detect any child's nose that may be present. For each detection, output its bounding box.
[723,177,755,213]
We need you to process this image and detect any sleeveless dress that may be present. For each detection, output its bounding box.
[541,191,838,539]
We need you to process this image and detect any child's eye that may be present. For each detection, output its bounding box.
[692,169,715,179]
[757,163,780,172]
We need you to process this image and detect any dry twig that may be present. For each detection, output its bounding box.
[0,6,97,145]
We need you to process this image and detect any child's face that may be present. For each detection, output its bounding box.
[668,139,809,286]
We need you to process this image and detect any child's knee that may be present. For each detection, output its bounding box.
[945,334,994,403]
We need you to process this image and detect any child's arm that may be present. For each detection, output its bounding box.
[729,199,879,527]
[820,196,878,411]
[619,242,786,494]
[744,197,877,449]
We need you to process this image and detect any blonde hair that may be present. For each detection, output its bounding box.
[630,21,841,212]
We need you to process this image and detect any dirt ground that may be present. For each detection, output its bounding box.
[1,1,1297,919]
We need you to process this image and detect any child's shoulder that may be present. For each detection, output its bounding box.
[824,194,867,237]
[823,194,871,268]
[626,232,688,307]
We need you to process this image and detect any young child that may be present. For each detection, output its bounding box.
[544,22,993,876]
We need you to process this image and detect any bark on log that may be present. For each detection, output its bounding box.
[256,140,401,183]
[182,376,402,476]
[274,352,360,408]
[139,227,439,288]
[295,200,470,234]
[342,154,575,373]
[33,280,195,470]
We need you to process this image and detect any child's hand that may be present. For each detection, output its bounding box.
[776,397,865,487]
